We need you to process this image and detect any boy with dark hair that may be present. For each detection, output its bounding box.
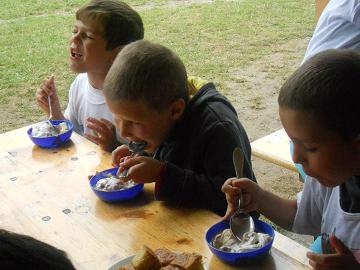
[36,0,144,151]
[222,49,360,269]
[0,229,76,270]
[104,40,256,216]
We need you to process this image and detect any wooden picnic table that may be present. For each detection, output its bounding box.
[251,128,298,172]
[0,125,310,270]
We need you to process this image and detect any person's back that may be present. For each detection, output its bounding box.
[105,40,256,216]
[0,229,76,270]
[35,0,144,151]
[303,0,360,62]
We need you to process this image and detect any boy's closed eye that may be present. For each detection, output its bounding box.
[303,145,318,152]
[71,28,95,40]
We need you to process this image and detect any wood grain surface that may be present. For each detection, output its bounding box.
[0,126,310,270]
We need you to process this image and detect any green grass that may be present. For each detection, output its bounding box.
[0,0,167,20]
[0,0,315,133]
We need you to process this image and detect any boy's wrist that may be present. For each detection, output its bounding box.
[51,110,65,120]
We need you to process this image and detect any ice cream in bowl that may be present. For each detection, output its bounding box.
[205,219,274,264]
[89,167,144,202]
[27,120,73,148]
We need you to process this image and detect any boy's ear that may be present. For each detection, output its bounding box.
[169,99,186,120]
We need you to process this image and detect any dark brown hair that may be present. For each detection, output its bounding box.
[76,0,144,50]
[278,49,360,140]
[104,40,189,111]
[0,229,76,270]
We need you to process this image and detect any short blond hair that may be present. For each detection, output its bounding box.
[104,40,189,111]
[76,0,144,50]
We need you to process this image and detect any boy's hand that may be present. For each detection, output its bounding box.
[307,235,359,270]
[221,178,262,220]
[112,145,131,166]
[85,118,118,152]
[117,156,164,184]
[35,75,63,119]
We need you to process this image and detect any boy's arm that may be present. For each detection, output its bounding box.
[222,178,297,229]
[257,189,297,231]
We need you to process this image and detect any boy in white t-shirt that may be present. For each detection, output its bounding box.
[303,0,360,63]
[222,50,360,269]
[35,0,144,151]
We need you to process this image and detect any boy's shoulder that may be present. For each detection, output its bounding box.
[70,73,89,90]
[73,73,88,83]
[189,82,236,117]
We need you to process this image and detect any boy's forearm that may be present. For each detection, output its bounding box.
[258,189,297,231]
[51,111,66,120]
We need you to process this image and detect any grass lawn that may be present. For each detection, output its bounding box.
[0,0,315,133]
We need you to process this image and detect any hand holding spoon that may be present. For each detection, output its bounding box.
[230,147,255,241]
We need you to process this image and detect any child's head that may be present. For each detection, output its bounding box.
[104,40,188,152]
[0,229,76,270]
[278,49,360,186]
[70,0,144,74]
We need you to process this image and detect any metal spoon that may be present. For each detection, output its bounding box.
[230,147,255,241]
[118,141,147,178]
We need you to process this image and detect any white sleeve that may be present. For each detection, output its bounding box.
[292,177,324,235]
[351,2,360,26]
[64,78,83,135]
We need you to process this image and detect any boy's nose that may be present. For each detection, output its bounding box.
[118,121,132,139]
[292,143,305,164]
[70,33,81,45]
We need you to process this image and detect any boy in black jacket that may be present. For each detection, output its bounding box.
[104,40,256,216]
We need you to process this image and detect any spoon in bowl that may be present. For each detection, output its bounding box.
[230,147,255,241]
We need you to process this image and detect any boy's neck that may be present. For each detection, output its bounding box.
[87,72,106,90]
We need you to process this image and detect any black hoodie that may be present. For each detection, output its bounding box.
[153,82,256,216]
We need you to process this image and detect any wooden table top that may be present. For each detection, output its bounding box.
[251,129,298,172]
[0,126,310,270]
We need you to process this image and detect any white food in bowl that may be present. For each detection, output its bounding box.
[212,228,272,253]
[31,121,68,137]
[94,173,136,191]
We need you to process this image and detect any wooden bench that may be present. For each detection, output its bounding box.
[251,128,297,172]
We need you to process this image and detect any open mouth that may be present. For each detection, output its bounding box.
[70,49,83,59]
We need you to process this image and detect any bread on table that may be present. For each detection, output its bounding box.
[170,253,204,270]
[117,246,204,270]
[159,265,183,270]
[154,247,177,266]
[131,245,161,270]
[117,264,135,270]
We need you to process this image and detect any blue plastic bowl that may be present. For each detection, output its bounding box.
[89,167,144,202]
[27,120,73,148]
[205,219,274,265]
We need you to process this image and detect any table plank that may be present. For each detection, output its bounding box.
[251,129,297,172]
[0,126,310,270]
